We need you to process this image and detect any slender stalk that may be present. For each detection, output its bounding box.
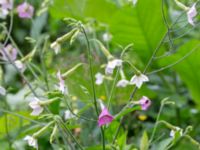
[81,25,105,150]
[57,117,84,150]
[0,44,38,97]
[107,68,120,109]
[112,9,186,142]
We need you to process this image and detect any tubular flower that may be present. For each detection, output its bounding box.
[1,44,17,61]
[187,3,197,26]
[105,59,122,75]
[57,70,65,94]
[98,100,114,127]
[29,97,44,116]
[95,72,104,85]
[117,79,129,87]
[24,135,38,149]
[17,2,34,19]
[139,96,151,110]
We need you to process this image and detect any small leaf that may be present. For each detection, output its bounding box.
[140,131,149,150]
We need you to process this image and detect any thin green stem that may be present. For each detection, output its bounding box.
[81,25,105,150]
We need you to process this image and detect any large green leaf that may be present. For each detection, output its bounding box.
[159,40,200,104]
[50,0,166,61]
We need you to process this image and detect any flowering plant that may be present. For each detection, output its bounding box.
[0,0,200,149]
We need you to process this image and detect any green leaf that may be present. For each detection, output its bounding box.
[115,104,140,120]
[159,40,200,105]
[151,138,173,150]
[50,0,166,61]
[140,131,149,150]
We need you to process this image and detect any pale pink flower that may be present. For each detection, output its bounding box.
[0,0,13,9]
[105,59,122,75]
[117,79,129,87]
[17,2,34,19]
[130,74,149,88]
[24,135,38,149]
[57,70,65,94]
[187,3,197,26]
[95,72,104,85]
[29,97,44,116]
[1,44,17,61]
[139,96,151,110]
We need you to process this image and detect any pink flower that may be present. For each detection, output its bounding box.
[187,3,197,26]
[57,70,65,94]
[29,97,44,116]
[98,107,114,127]
[17,2,34,19]
[1,44,17,61]
[0,0,13,9]
[139,96,151,110]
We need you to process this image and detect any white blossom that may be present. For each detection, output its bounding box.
[130,74,149,88]
[116,79,129,87]
[105,59,122,75]
[95,72,104,85]
[29,97,44,116]
[0,7,9,19]
[170,127,183,138]
[102,33,112,42]
[64,110,75,120]
[50,41,61,54]
[132,0,138,6]
[14,60,26,72]
[24,135,38,149]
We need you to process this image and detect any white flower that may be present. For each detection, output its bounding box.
[95,72,104,85]
[130,74,149,88]
[57,70,66,94]
[50,41,61,54]
[170,127,183,138]
[187,3,197,26]
[0,7,9,19]
[14,60,26,72]
[132,0,138,6]
[0,86,6,95]
[29,97,44,116]
[24,135,38,149]
[64,110,75,120]
[117,79,129,87]
[102,33,112,42]
[105,59,122,75]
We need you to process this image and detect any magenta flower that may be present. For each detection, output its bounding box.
[98,107,114,127]
[139,96,151,110]
[17,2,34,19]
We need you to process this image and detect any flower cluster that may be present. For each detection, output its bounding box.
[0,1,34,19]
